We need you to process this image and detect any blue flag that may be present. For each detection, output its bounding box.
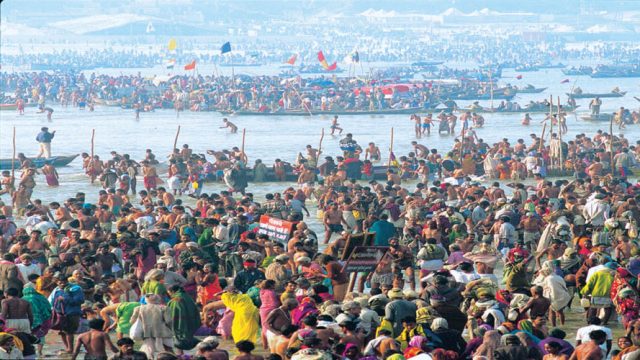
[220,42,231,55]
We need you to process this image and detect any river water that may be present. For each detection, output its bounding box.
[1,67,639,234]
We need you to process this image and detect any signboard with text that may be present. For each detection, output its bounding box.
[258,215,295,242]
[343,246,389,273]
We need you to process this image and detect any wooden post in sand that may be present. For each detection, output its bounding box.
[387,127,394,170]
[173,125,181,152]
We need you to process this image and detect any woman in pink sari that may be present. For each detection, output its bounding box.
[259,280,280,349]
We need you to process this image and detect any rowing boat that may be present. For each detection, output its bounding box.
[459,105,579,114]
[0,104,18,111]
[566,91,626,99]
[580,114,614,122]
[0,154,79,170]
[514,87,547,94]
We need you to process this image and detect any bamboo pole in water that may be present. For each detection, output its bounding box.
[317,128,325,168]
[173,125,181,152]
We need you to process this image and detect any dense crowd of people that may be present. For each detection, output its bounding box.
[3,35,640,70]
[1,123,640,360]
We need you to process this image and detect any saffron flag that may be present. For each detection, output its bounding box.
[516,74,523,80]
[561,79,570,83]
[184,60,196,71]
[168,38,177,51]
[286,54,297,65]
[221,42,231,55]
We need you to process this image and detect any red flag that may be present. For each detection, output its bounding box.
[286,54,297,65]
[317,51,326,62]
[560,78,570,84]
[184,60,196,71]
[327,62,337,71]
[516,74,523,80]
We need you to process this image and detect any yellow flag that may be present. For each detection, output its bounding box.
[168,38,177,51]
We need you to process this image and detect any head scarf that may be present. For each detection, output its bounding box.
[342,343,358,358]
[474,330,502,360]
[0,333,23,351]
[386,354,406,360]
[517,319,533,333]
[408,335,427,349]
[430,317,448,331]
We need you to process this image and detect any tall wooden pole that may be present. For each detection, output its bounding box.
[539,123,547,153]
[387,127,394,170]
[317,128,325,168]
[548,95,554,142]
[173,125,181,152]
[548,95,554,168]
[241,128,247,163]
[11,127,16,186]
[610,115,615,177]
[557,96,563,171]
[90,129,95,184]
[460,127,466,163]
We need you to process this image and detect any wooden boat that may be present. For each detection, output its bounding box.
[567,91,626,99]
[0,154,79,170]
[459,105,579,114]
[448,92,515,101]
[514,87,547,94]
[580,114,614,122]
[0,104,18,111]
[562,67,592,76]
[219,107,431,116]
[515,65,539,72]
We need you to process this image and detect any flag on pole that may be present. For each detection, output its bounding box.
[184,60,196,71]
[220,42,231,55]
[516,74,523,80]
[389,152,399,167]
[168,38,177,51]
[350,50,359,63]
[560,78,570,83]
[286,54,297,65]
[317,51,337,71]
[164,59,176,69]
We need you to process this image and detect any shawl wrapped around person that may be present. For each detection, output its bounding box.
[541,270,572,311]
[167,288,201,350]
[21,286,52,338]
[291,297,320,326]
[221,291,260,343]
[22,286,51,329]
